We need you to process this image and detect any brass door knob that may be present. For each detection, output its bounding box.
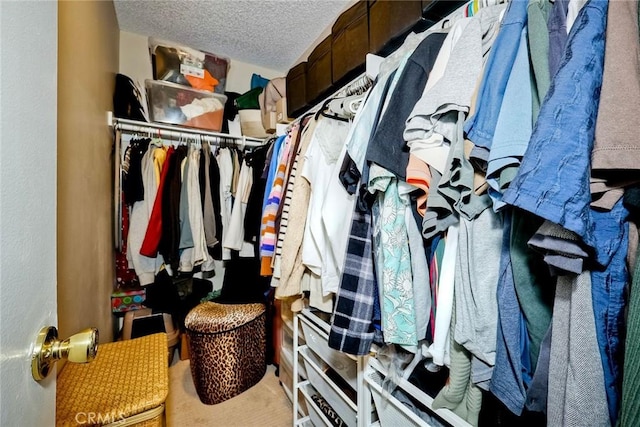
[31,326,99,381]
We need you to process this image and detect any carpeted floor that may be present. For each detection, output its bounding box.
[166,356,293,426]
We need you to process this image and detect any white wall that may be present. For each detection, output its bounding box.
[57,0,120,346]
[120,31,283,96]
[0,1,58,425]
[119,31,154,94]
[224,58,283,94]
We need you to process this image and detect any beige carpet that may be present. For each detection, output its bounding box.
[166,356,293,426]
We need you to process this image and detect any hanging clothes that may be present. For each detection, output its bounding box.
[217,147,235,261]
[179,147,210,273]
[300,116,351,295]
[223,157,255,257]
[158,145,188,270]
[590,0,640,209]
[272,124,304,282]
[465,0,529,164]
[127,140,165,285]
[140,146,175,257]
[276,118,319,298]
[502,2,625,422]
[260,130,295,274]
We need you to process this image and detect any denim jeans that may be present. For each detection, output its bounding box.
[489,211,527,415]
[590,199,629,425]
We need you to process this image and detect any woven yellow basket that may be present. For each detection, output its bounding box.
[56,333,169,427]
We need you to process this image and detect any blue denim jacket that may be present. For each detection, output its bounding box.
[502,0,608,257]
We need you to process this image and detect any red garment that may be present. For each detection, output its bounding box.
[140,147,175,257]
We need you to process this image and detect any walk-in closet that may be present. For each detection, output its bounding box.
[2,0,638,426]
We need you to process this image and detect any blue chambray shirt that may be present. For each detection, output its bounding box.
[503,1,626,423]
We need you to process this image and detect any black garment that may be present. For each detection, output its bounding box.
[143,269,181,319]
[217,254,270,304]
[244,145,269,243]
[198,146,224,260]
[208,150,223,260]
[222,91,241,134]
[114,74,147,122]
[338,71,395,197]
[199,147,208,211]
[624,186,640,222]
[123,138,150,205]
[144,269,212,331]
[366,32,447,180]
[407,360,450,398]
[478,389,546,427]
[158,145,187,270]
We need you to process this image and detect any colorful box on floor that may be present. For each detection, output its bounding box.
[111,288,146,313]
[56,333,169,427]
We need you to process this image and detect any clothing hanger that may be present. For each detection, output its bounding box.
[315,97,350,122]
[345,74,373,97]
[327,93,365,119]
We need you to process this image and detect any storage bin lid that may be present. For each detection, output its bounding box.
[56,333,169,427]
[185,302,265,334]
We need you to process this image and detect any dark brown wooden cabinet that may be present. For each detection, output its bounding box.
[286,61,308,118]
[285,0,467,117]
[306,35,333,105]
[332,1,369,84]
[369,1,423,54]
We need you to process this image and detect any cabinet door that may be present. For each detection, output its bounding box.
[332,1,369,84]
[369,1,423,54]
[306,36,333,104]
[286,61,308,118]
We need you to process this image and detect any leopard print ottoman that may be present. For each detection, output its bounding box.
[185,302,266,405]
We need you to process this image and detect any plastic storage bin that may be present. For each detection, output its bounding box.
[300,313,357,389]
[150,38,230,94]
[300,347,357,426]
[366,368,425,427]
[300,383,340,427]
[146,79,227,131]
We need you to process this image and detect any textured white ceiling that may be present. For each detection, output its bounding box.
[114,0,353,73]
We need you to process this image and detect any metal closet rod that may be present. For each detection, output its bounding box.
[111,116,267,148]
